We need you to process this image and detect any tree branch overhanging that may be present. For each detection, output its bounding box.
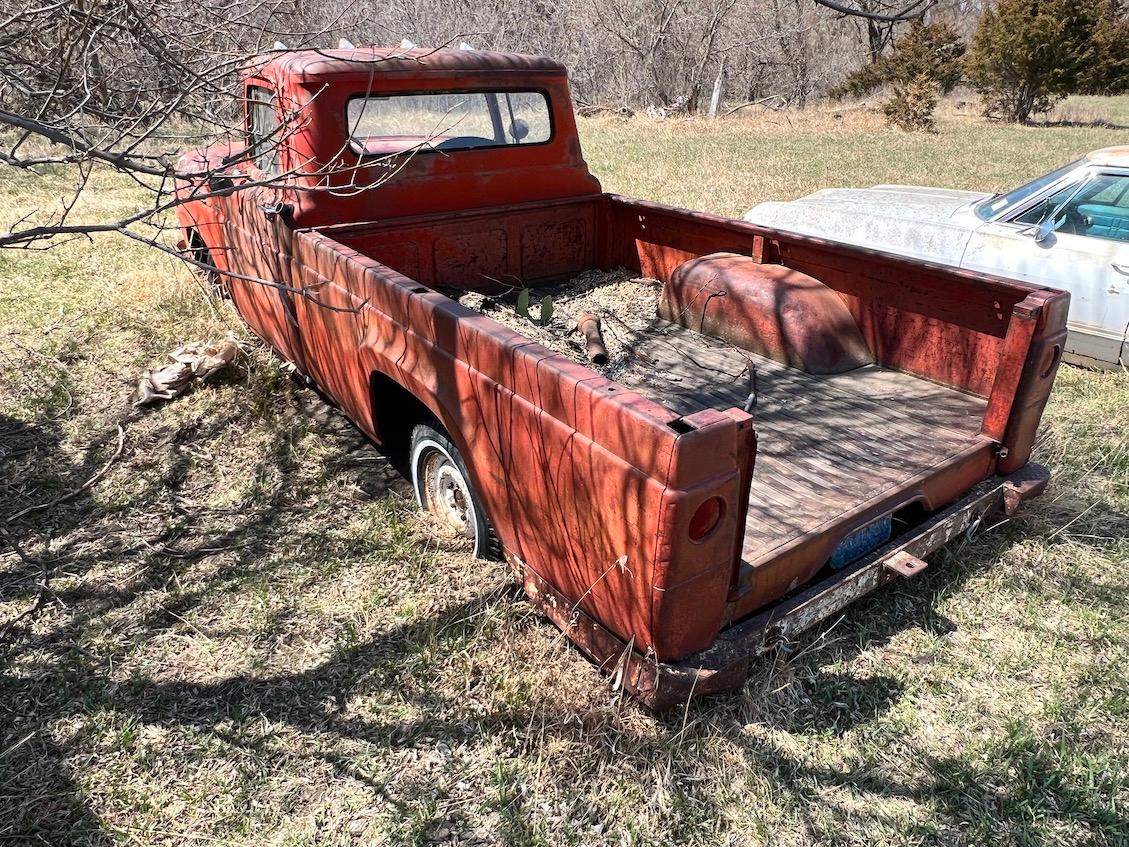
[1,0,945,301]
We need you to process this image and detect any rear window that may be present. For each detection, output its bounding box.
[247,85,281,175]
[346,91,552,157]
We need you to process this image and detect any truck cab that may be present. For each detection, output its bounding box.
[176,48,1067,710]
[178,49,600,246]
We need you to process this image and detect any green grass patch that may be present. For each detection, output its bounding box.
[1,95,1126,846]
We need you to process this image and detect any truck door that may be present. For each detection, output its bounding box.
[221,82,306,368]
[962,170,1129,366]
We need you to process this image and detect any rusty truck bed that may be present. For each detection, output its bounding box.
[289,193,1067,694]
[456,271,988,574]
[614,319,988,567]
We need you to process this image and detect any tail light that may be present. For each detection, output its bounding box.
[688,496,725,542]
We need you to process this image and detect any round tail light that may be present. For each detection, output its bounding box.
[688,496,725,542]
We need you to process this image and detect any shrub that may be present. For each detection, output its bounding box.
[882,75,941,130]
[833,21,964,131]
[835,21,965,98]
[965,0,1103,122]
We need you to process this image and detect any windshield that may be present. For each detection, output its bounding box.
[346,90,552,157]
[974,159,1086,220]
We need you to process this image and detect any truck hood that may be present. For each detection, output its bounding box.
[175,140,246,179]
[744,184,992,266]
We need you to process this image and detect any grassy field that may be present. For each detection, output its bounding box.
[1,97,1127,846]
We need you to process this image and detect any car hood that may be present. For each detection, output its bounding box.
[744,185,993,265]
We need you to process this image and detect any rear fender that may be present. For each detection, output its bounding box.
[650,407,755,660]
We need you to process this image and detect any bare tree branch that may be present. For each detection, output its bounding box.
[811,0,934,23]
[0,0,945,294]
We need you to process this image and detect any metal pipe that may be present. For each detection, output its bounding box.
[577,312,609,365]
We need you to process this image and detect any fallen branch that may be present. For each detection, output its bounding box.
[0,527,49,633]
[0,731,36,762]
[3,424,126,525]
[724,95,789,116]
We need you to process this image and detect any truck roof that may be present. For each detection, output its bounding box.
[250,47,566,83]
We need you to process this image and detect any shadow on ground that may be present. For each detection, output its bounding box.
[1030,118,1129,130]
[1,389,1125,844]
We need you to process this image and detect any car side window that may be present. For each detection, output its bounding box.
[247,86,281,176]
[1012,173,1129,243]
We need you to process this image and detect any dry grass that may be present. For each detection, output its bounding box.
[579,94,1129,216]
[1,95,1127,846]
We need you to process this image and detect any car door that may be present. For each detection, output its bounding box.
[962,169,1129,366]
[221,82,307,368]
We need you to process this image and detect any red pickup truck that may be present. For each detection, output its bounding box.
[176,47,1067,709]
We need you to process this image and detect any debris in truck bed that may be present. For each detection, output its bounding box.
[454,269,665,381]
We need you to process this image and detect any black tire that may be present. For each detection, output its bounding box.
[409,422,500,559]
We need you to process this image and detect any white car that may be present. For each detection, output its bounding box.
[744,147,1129,368]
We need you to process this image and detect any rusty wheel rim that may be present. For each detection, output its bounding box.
[420,449,476,542]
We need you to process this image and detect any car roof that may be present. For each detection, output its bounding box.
[249,47,565,83]
[1086,146,1129,167]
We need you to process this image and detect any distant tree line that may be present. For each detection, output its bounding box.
[308,0,1126,123]
[1,0,1123,158]
[286,0,929,114]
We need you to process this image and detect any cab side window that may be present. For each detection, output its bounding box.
[247,86,281,176]
[1013,173,1129,243]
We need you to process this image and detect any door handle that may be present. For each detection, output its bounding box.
[1113,263,1129,277]
[258,202,293,222]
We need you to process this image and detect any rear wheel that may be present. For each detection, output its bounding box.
[410,423,498,559]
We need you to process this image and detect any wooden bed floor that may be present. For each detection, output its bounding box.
[615,321,989,564]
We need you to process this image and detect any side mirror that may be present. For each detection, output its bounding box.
[509,118,530,142]
[1024,174,1093,245]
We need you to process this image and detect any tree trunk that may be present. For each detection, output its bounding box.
[708,63,725,117]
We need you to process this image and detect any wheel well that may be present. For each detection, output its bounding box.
[371,370,503,560]
[184,227,223,292]
[369,370,433,469]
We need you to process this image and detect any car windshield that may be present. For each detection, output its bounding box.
[346,90,552,156]
[974,159,1086,220]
